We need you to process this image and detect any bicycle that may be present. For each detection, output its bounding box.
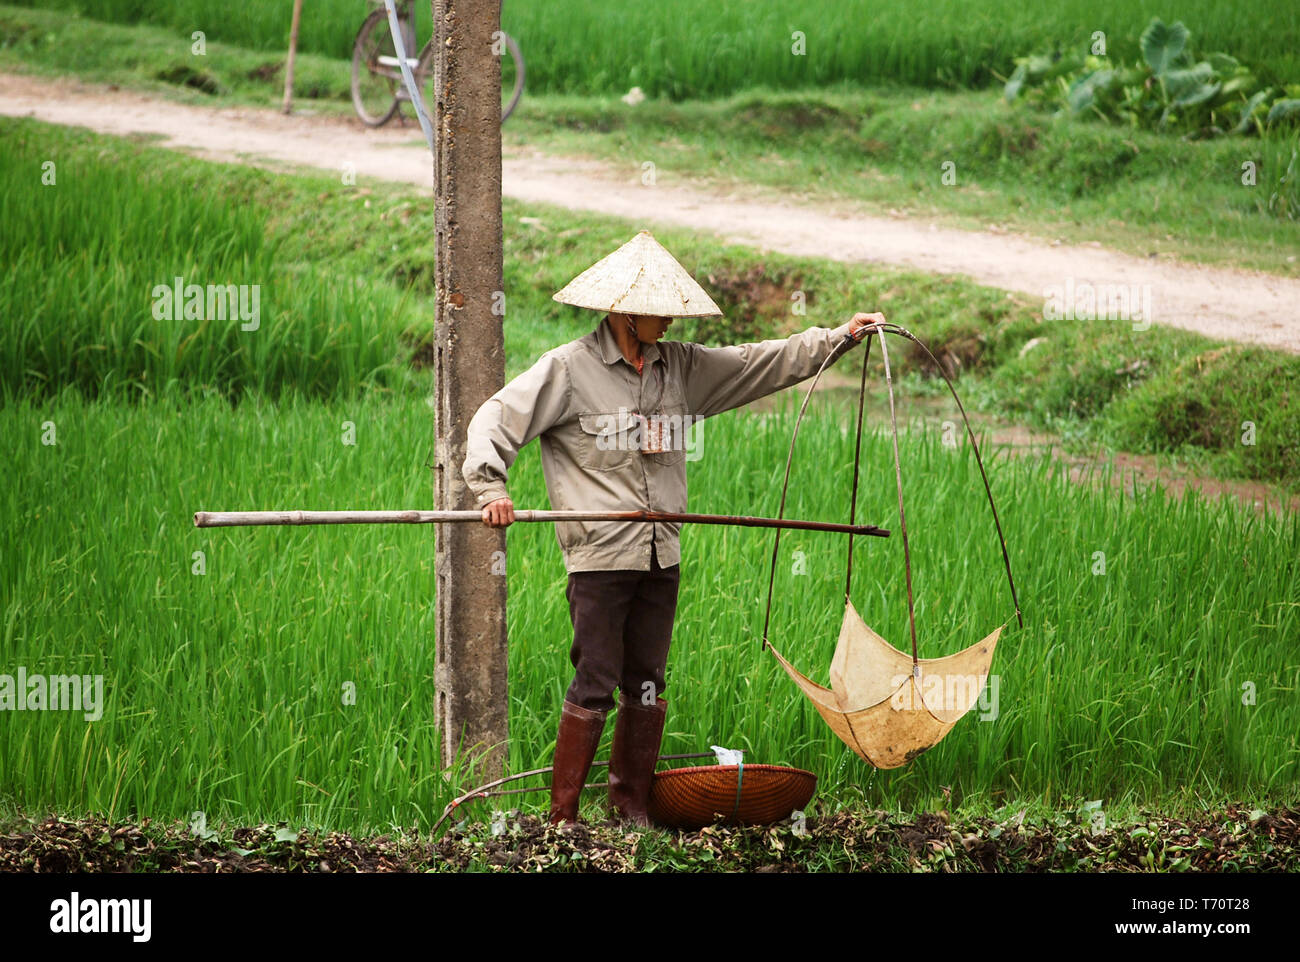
[351,0,525,128]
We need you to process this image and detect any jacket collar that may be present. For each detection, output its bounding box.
[595,316,662,369]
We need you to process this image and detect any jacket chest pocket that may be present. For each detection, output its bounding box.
[645,385,692,467]
[577,412,637,472]
[644,415,689,466]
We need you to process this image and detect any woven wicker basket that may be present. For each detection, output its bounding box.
[647,763,816,830]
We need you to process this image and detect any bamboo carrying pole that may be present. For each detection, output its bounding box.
[194,509,890,537]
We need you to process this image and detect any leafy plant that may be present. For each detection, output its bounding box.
[1005,17,1300,139]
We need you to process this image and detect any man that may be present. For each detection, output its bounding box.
[461,230,883,827]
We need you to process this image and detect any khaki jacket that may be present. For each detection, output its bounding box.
[462,318,859,572]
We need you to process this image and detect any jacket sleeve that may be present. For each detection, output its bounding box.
[681,321,857,419]
[461,349,572,507]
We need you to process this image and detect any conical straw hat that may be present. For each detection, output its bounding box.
[552,231,723,317]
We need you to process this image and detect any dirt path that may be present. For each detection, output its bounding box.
[4,71,1299,354]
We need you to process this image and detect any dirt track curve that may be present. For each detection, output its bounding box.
[3,71,1298,354]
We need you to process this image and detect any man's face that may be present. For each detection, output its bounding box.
[619,313,673,344]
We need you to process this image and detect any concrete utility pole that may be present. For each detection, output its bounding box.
[432,0,507,776]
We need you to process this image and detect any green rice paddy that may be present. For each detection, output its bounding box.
[9,0,1298,96]
[2,390,1296,834]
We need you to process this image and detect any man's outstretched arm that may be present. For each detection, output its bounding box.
[682,312,885,419]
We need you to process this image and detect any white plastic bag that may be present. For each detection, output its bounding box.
[711,745,744,766]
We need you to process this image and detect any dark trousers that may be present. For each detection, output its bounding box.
[564,542,681,712]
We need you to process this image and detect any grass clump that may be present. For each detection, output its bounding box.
[1102,347,1299,485]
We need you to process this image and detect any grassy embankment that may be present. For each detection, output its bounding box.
[2,119,1298,841]
[4,112,1298,489]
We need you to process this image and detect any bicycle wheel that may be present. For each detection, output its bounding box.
[411,31,525,125]
[351,8,401,127]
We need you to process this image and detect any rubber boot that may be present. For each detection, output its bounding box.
[548,700,607,827]
[608,693,667,827]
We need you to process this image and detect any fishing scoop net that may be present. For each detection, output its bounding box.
[761,324,1022,769]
